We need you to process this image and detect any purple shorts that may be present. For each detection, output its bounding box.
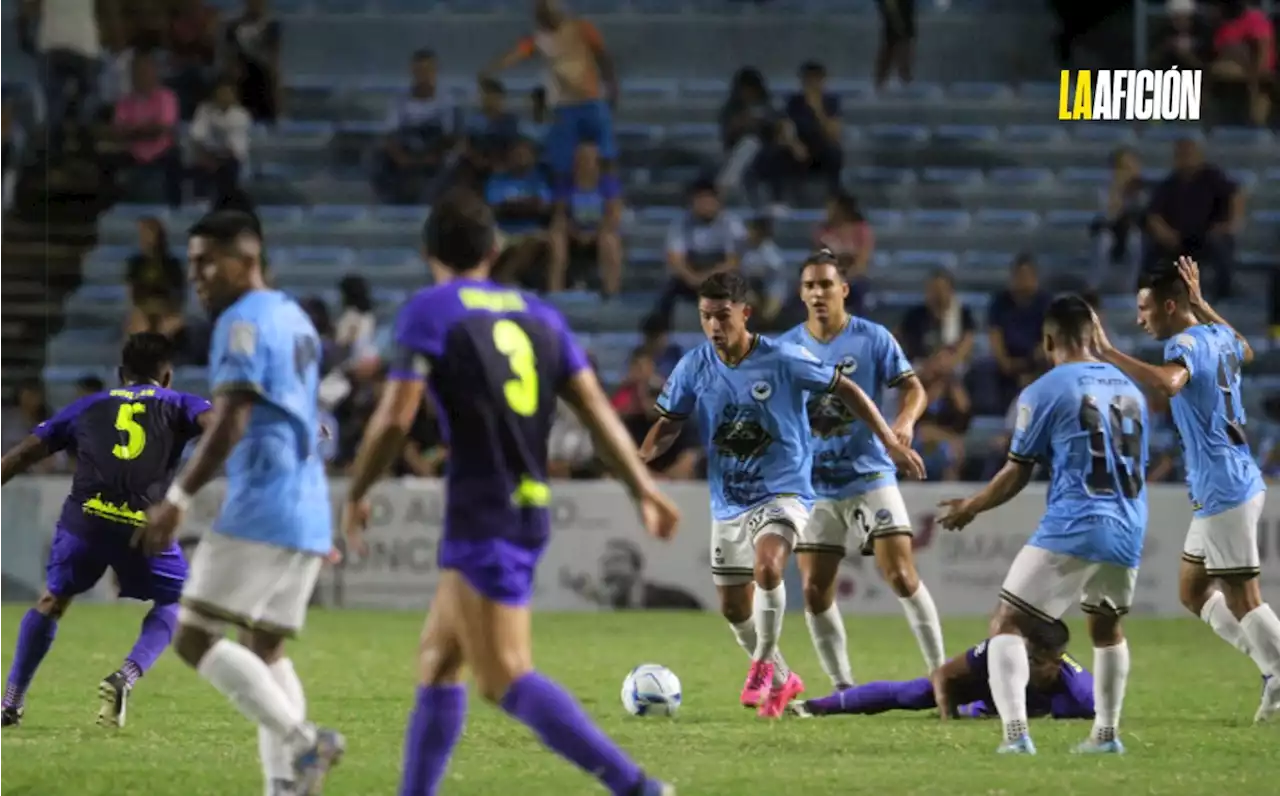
[46,525,188,604]
[439,536,545,606]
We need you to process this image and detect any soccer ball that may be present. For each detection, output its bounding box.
[620,664,682,717]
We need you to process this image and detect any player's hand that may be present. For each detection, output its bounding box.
[1176,255,1205,307]
[936,498,976,531]
[888,441,927,481]
[134,501,183,555]
[930,671,951,721]
[637,487,679,541]
[891,420,915,450]
[1086,306,1113,354]
[341,499,372,558]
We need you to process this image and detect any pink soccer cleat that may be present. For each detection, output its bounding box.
[758,671,805,719]
[740,660,774,708]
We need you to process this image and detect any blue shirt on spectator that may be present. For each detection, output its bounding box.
[464,110,521,162]
[568,183,605,232]
[988,288,1051,360]
[486,169,553,235]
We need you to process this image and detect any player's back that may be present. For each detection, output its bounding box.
[1016,362,1149,565]
[1163,323,1264,516]
[395,279,581,545]
[36,386,209,537]
[211,289,331,555]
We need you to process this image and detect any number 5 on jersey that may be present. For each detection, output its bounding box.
[113,402,147,460]
[494,319,539,417]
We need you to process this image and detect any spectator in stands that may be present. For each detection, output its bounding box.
[1091,146,1146,290]
[125,216,186,339]
[300,295,339,375]
[716,67,782,204]
[488,138,555,290]
[873,0,916,91]
[640,313,683,378]
[167,0,221,120]
[1257,394,1280,481]
[611,348,662,419]
[35,0,102,137]
[113,51,183,208]
[987,253,1050,409]
[2,103,19,210]
[913,348,971,482]
[189,77,251,201]
[1146,137,1244,299]
[814,192,874,313]
[1149,0,1209,69]
[374,49,458,206]
[75,374,105,398]
[1208,0,1275,125]
[740,216,788,327]
[548,398,600,479]
[550,143,622,297]
[651,178,746,328]
[97,21,137,108]
[783,60,844,198]
[461,78,521,186]
[223,0,282,124]
[898,268,975,367]
[1,379,55,473]
[335,275,377,363]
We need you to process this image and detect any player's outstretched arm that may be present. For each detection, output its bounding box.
[1089,310,1190,398]
[637,415,684,465]
[1177,256,1254,364]
[0,436,51,485]
[479,40,533,79]
[936,459,1034,531]
[831,375,927,480]
[172,392,255,497]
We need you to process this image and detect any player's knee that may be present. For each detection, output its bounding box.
[239,628,286,663]
[172,623,217,667]
[753,529,792,588]
[1086,614,1123,647]
[1220,576,1263,619]
[802,576,835,613]
[35,591,72,619]
[417,639,465,686]
[877,557,920,597]
[718,585,753,624]
[473,656,530,704]
[1177,568,1213,614]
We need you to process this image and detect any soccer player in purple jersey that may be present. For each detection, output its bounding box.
[0,334,210,729]
[341,191,680,796]
[797,620,1095,722]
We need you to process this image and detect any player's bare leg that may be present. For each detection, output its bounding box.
[1216,573,1280,723]
[753,529,805,718]
[1073,610,1128,754]
[798,551,854,690]
[399,575,469,796]
[873,534,946,671]
[241,628,311,796]
[719,582,793,708]
[2,591,72,727]
[986,603,1036,755]
[442,570,672,796]
[173,613,344,795]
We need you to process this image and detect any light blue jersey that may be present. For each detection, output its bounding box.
[656,335,837,520]
[779,317,914,500]
[209,290,332,555]
[1009,362,1149,569]
[1163,323,1265,518]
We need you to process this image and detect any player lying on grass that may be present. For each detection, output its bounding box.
[796,619,1094,720]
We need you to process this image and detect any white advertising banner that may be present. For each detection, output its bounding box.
[4,478,1277,617]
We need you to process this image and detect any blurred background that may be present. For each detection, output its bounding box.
[1,0,1277,487]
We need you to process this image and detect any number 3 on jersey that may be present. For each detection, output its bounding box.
[113,402,147,460]
[493,319,539,416]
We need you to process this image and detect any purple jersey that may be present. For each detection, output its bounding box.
[388,279,589,562]
[963,640,1095,719]
[33,386,210,538]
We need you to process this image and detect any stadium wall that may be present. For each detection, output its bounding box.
[3,478,1277,615]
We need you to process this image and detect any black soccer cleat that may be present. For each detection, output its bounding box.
[97,671,131,728]
[1,706,23,727]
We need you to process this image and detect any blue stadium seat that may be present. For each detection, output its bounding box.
[864,209,905,230]
[369,205,431,225]
[636,207,684,225]
[962,250,1015,270]
[1210,127,1275,147]
[274,120,336,139]
[357,247,419,268]
[307,205,371,225]
[988,167,1054,187]
[677,78,730,99]
[1263,168,1280,184]
[946,82,1014,101]
[866,124,930,144]
[75,285,128,303]
[350,75,408,94]
[44,365,112,386]
[1142,125,1204,143]
[1227,169,1259,191]
[907,210,971,231]
[786,208,825,225]
[627,247,666,264]
[1018,82,1060,101]
[968,415,1008,435]
[103,204,170,223]
[663,122,719,142]
[1251,210,1280,229]
[933,124,1000,144]
[1002,125,1069,144]
[890,82,944,101]
[619,78,680,99]
[1071,125,1136,144]
[84,245,135,277]
[919,168,983,186]
[335,120,383,136]
[615,124,661,146]
[314,0,368,12]
[974,209,1039,230]
[283,246,357,267]
[869,251,892,270]
[1043,209,1095,228]
[1058,167,1110,185]
[825,79,874,100]
[847,166,915,185]
[256,206,306,227]
[891,250,960,270]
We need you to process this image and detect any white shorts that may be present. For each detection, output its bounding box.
[1001,546,1138,621]
[1182,491,1265,577]
[710,497,810,586]
[179,533,323,635]
[802,486,913,556]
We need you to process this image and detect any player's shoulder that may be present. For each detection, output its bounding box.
[765,335,821,365]
[775,324,805,347]
[46,390,112,424]
[1164,324,1209,356]
[848,314,894,340]
[1019,367,1070,407]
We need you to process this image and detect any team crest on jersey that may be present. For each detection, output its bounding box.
[1015,403,1032,432]
[874,508,893,526]
[806,392,855,439]
[228,321,257,356]
[1174,333,1196,350]
[750,381,773,401]
[837,355,857,375]
[711,405,774,461]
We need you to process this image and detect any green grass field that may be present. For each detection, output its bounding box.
[1,604,1277,795]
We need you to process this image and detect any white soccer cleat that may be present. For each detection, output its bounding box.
[1255,675,1279,724]
[97,671,130,729]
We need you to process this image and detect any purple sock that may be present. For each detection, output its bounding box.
[501,671,645,796]
[4,609,58,709]
[122,603,178,685]
[399,684,467,796]
[808,678,935,715]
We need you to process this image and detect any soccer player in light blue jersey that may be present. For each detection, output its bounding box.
[778,250,943,691]
[135,211,344,796]
[1093,257,1279,723]
[640,271,926,719]
[939,295,1148,756]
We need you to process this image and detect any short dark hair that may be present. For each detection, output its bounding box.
[75,374,106,394]
[799,247,842,278]
[687,177,717,199]
[697,271,749,303]
[120,333,174,383]
[412,48,436,61]
[422,190,495,272]
[799,60,826,78]
[189,209,262,246]
[1012,252,1036,271]
[1140,264,1190,308]
[1043,293,1095,349]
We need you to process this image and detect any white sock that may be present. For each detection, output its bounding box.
[197,640,314,752]
[898,583,947,671]
[752,583,787,663]
[730,618,790,687]
[1200,591,1270,674]
[259,658,306,791]
[805,604,854,687]
[987,634,1030,742]
[1239,603,1280,679]
[1092,640,1130,743]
